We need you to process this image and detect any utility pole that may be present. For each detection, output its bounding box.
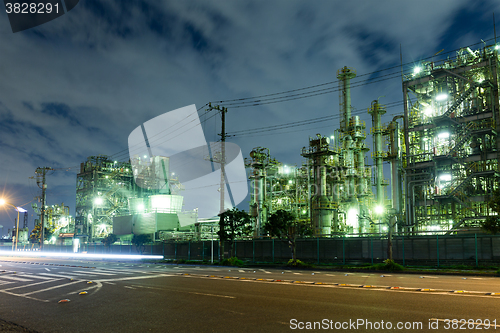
[207,103,228,260]
[35,167,52,250]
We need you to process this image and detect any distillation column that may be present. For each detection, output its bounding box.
[368,100,387,211]
[247,148,270,237]
[337,67,357,133]
[301,135,336,235]
[387,116,403,216]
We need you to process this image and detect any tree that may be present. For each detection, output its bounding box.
[101,233,118,251]
[132,234,151,254]
[218,208,252,259]
[481,189,500,234]
[263,210,313,261]
[29,224,54,244]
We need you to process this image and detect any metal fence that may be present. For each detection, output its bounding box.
[0,243,164,255]
[163,234,500,266]
[2,234,500,266]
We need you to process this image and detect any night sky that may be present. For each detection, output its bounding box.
[1,0,499,235]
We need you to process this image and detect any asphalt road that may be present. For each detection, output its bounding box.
[1,256,499,332]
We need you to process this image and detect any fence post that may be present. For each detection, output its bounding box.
[436,234,439,268]
[371,237,373,265]
[272,238,275,263]
[188,241,191,261]
[475,234,478,267]
[175,242,177,260]
[253,239,255,263]
[202,241,204,261]
[402,237,405,266]
[342,236,345,265]
[317,238,320,265]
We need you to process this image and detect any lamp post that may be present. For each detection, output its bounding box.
[0,199,27,251]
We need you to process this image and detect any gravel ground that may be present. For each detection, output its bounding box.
[0,319,39,333]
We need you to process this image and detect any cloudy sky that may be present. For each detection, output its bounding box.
[0,0,499,234]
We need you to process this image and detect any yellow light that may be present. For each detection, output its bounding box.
[0,199,5,205]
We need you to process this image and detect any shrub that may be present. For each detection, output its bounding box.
[380,259,405,271]
[286,259,312,268]
[220,257,244,267]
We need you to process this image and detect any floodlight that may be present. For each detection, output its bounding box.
[94,197,103,205]
[413,66,422,75]
[437,132,450,139]
[423,107,433,116]
[436,93,448,101]
[374,205,384,215]
[439,174,452,181]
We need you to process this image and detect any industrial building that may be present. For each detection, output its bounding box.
[74,155,199,243]
[403,45,499,233]
[248,44,500,237]
[45,43,498,243]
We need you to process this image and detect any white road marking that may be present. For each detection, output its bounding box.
[0,289,49,302]
[45,268,50,271]
[0,275,33,282]
[22,280,83,296]
[124,286,136,289]
[72,270,115,276]
[19,274,58,280]
[38,273,79,279]
[94,274,174,283]
[4,278,65,291]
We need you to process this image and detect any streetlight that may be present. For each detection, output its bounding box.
[0,199,28,251]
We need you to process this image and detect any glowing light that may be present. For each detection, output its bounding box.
[496,45,500,50]
[0,250,163,260]
[423,107,433,116]
[144,155,147,158]
[374,205,384,215]
[346,208,359,229]
[439,174,452,181]
[436,93,448,101]
[413,66,422,75]
[137,204,145,211]
[288,180,293,184]
[94,197,103,205]
[0,199,5,205]
[437,132,450,139]
[302,210,307,214]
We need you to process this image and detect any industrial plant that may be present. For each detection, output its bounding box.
[6,43,500,247]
